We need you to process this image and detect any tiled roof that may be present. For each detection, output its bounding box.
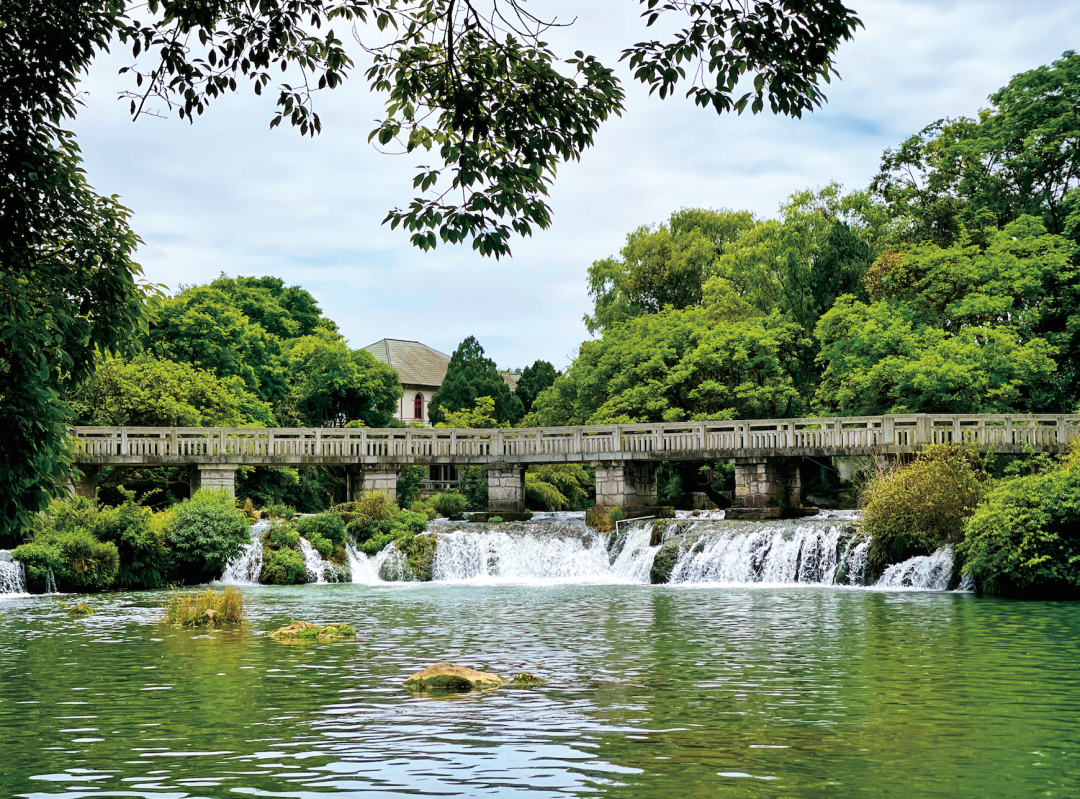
[362,339,451,388]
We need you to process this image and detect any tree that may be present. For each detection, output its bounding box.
[148,286,288,404]
[514,360,557,415]
[585,208,757,334]
[435,396,501,429]
[3,0,861,541]
[429,337,524,425]
[286,333,402,427]
[70,355,275,427]
[816,217,1073,414]
[209,274,331,341]
[526,307,805,426]
[872,50,1080,244]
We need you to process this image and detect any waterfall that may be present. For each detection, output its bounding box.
[608,523,662,583]
[347,543,382,585]
[0,551,27,597]
[431,523,615,583]
[297,538,328,584]
[220,521,269,585]
[875,547,955,591]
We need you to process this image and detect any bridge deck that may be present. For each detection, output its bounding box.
[71,414,1080,466]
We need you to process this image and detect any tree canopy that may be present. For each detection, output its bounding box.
[429,337,523,426]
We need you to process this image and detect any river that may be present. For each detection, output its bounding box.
[0,516,1078,797]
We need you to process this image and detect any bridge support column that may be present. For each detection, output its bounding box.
[66,466,100,499]
[348,465,398,502]
[191,464,238,498]
[487,464,525,513]
[732,458,800,508]
[594,461,657,509]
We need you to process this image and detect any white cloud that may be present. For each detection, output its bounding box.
[72,0,1080,370]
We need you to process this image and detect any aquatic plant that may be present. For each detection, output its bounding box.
[269,621,355,639]
[164,587,244,627]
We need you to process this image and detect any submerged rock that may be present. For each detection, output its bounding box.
[269,621,356,640]
[404,662,506,691]
[67,601,94,617]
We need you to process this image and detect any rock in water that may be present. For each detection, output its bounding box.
[510,672,547,687]
[269,621,356,640]
[404,662,506,691]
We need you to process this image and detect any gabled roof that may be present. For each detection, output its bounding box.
[362,339,451,388]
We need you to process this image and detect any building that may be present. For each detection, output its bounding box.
[362,338,451,426]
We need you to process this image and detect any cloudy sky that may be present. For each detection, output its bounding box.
[73,0,1080,370]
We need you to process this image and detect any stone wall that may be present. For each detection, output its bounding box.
[190,464,238,498]
[732,458,800,508]
[350,464,399,502]
[487,465,525,513]
[594,461,658,509]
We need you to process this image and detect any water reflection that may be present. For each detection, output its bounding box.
[0,585,1077,798]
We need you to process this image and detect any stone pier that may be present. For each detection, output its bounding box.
[594,461,658,509]
[190,464,238,498]
[348,464,399,502]
[487,464,525,513]
[732,458,800,508]
[66,465,100,499]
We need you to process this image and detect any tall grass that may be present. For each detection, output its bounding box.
[163,587,244,627]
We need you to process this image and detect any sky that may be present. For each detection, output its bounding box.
[73,0,1080,371]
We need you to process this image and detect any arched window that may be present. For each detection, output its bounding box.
[414,393,424,420]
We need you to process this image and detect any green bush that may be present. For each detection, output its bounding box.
[294,512,346,546]
[14,528,120,593]
[433,492,467,519]
[528,464,593,509]
[960,466,1080,598]
[861,445,988,580]
[267,524,301,550]
[169,490,252,583]
[260,547,307,585]
[460,466,489,510]
[307,533,333,559]
[263,502,297,521]
[94,496,169,589]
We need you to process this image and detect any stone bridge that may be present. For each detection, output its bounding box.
[69,414,1079,512]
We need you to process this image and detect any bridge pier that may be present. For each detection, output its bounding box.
[487,464,525,513]
[66,466,100,499]
[594,461,657,509]
[190,464,238,497]
[732,458,800,508]
[348,464,398,502]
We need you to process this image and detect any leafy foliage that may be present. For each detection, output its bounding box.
[861,446,989,580]
[513,360,558,415]
[396,465,427,509]
[261,547,307,585]
[14,527,120,593]
[524,465,593,511]
[93,493,169,589]
[293,513,347,547]
[960,455,1080,599]
[429,337,522,425]
[432,492,467,520]
[168,490,252,584]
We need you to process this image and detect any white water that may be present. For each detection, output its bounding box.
[220,521,269,585]
[875,546,955,591]
[0,551,28,597]
[297,538,328,584]
[347,543,382,584]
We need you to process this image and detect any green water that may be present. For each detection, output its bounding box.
[1,584,1078,798]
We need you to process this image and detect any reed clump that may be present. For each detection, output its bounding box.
[163,587,244,627]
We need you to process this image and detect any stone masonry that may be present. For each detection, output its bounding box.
[190,464,238,498]
[487,464,525,513]
[349,464,399,502]
[732,458,800,508]
[594,461,658,509]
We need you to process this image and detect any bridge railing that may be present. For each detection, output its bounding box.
[70,414,1080,460]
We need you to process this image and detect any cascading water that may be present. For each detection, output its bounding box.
[875,546,954,590]
[298,537,328,584]
[0,551,27,597]
[347,543,382,585]
[220,521,269,585]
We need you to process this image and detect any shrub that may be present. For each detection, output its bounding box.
[488,516,504,523]
[358,490,396,521]
[460,466,489,510]
[308,533,333,559]
[607,507,624,523]
[267,524,301,550]
[433,492,467,519]
[261,547,307,585]
[529,464,592,509]
[959,466,1080,598]
[164,587,244,626]
[294,512,347,546]
[264,502,297,521]
[861,445,988,580]
[410,499,439,520]
[14,528,119,592]
[397,510,429,534]
[94,497,169,589]
[169,490,252,583]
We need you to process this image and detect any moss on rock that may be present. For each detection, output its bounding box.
[404,662,506,691]
[269,621,356,640]
[510,672,547,687]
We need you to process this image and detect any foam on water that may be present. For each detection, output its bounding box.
[220,521,269,585]
[875,546,955,591]
[0,551,28,597]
